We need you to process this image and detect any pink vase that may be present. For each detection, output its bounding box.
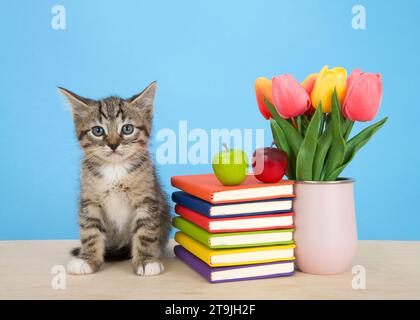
[293,179,357,275]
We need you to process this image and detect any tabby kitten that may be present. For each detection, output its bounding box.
[60,82,170,276]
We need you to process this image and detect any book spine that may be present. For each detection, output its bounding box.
[174,246,212,282]
[172,192,211,216]
[174,232,212,266]
[175,205,211,231]
[171,177,214,202]
[172,217,211,247]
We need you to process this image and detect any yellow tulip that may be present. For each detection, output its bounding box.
[311,66,347,112]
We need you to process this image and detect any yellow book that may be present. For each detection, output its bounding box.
[174,232,296,267]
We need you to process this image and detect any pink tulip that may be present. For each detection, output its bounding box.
[272,75,311,119]
[342,69,383,122]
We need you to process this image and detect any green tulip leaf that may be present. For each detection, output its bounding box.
[300,115,310,136]
[265,99,303,159]
[344,117,388,164]
[312,116,332,181]
[324,89,346,181]
[327,117,388,180]
[296,104,323,181]
[302,115,310,127]
[270,119,295,179]
[296,116,303,135]
[341,116,348,135]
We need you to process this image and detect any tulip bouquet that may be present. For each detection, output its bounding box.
[255,66,387,181]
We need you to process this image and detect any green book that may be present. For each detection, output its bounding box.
[172,216,294,249]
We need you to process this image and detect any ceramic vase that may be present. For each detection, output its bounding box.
[293,179,357,275]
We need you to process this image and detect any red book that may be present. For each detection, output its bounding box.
[171,174,294,204]
[175,204,294,233]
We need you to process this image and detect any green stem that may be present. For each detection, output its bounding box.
[344,121,354,141]
[297,116,302,135]
[291,117,297,129]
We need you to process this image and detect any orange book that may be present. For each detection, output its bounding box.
[171,174,294,204]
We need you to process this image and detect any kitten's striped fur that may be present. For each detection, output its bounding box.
[60,82,170,276]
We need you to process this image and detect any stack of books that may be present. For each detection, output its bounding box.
[171,174,296,283]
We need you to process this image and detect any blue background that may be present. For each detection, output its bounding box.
[1,0,419,240]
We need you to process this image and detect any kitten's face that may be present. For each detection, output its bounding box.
[60,83,156,164]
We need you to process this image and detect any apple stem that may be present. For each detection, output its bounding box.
[223,142,229,152]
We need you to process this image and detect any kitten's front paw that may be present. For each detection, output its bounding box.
[66,258,94,275]
[135,260,164,276]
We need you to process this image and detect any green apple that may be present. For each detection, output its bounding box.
[212,143,248,186]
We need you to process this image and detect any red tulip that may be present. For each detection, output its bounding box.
[254,77,273,119]
[301,73,317,96]
[301,73,317,117]
[272,75,311,119]
[343,69,383,122]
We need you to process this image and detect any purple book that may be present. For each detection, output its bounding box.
[174,245,295,283]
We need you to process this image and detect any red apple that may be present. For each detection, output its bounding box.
[252,147,288,183]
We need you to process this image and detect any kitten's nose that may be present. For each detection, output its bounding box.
[108,143,119,151]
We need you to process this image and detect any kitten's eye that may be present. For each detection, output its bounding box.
[121,124,134,135]
[91,126,105,137]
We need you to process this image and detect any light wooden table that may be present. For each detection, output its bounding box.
[0,240,419,299]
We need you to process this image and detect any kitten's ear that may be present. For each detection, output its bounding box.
[58,87,92,117]
[127,81,157,118]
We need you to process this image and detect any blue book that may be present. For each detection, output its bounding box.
[171,191,293,218]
